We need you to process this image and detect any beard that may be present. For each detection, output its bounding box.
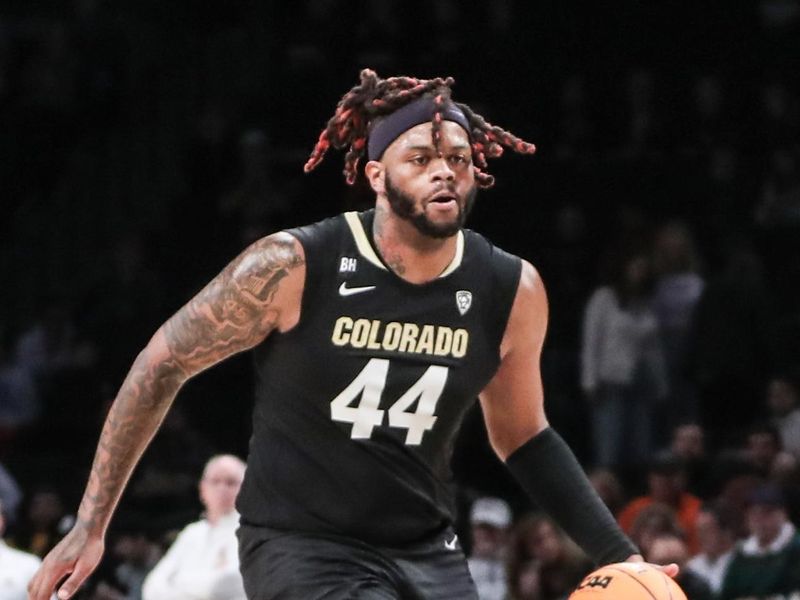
[384,174,477,239]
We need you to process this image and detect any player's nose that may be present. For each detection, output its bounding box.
[429,156,455,182]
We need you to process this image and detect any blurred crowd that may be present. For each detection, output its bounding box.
[466,460,800,600]
[2,1,800,599]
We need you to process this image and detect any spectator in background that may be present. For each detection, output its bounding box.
[670,424,705,464]
[711,455,765,540]
[9,487,72,558]
[756,146,800,228]
[0,463,22,525]
[581,250,668,467]
[740,423,800,529]
[588,468,626,517]
[720,484,800,599]
[128,405,215,526]
[509,513,592,600]
[466,497,511,600]
[90,516,162,600]
[651,221,704,441]
[687,239,773,448]
[766,373,800,459]
[0,500,41,600]
[686,501,738,596]
[619,452,702,554]
[13,303,95,381]
[744,422,792,476]
[142,455,247,600]
[771,452,800,528]
[670,424,712,498]
[507,557,543,600]
[0,328,40,439]
[646,532,712,600]
[627,503,684,559]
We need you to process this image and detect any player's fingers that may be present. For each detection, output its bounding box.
[28,565,66,600]
[660,562,680,579]
[625,554,679,579]
[54,564,91,600]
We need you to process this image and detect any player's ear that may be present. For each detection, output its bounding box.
[364,160,385,195]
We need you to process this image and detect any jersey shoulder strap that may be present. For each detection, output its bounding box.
[463,229,523,349]
[284,213,348,328]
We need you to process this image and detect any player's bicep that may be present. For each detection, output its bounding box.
[479,260,549,459]
[161,232,305,378]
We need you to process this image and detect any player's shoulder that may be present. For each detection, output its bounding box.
[230,231,306,283]
[284,212,349,246]
[516,259,544,297]
[463,228,528,283]
[463,227,517,260]
[463,229,545,307]
[246,230,303,254]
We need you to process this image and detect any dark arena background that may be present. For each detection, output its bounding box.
[1,2,799,598]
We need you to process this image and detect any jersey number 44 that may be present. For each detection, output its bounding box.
[330,358,448,445]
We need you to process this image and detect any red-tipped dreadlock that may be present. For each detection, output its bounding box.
[304,69,536,189]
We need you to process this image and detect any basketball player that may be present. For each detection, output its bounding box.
[29,70,675,599]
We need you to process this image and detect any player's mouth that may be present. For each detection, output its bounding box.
[427,190,459,211]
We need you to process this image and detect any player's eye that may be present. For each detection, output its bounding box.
[411,156,429,165]
[449,155,468,164]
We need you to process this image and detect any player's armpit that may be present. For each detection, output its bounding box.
[28,234,307,600]
[479,260,549,460]
[163,231,306,379]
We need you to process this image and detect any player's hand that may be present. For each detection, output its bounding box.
[626,553,679,579]
[28,523,105,600]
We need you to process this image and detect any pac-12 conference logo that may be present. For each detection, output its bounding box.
[456,291,472,316]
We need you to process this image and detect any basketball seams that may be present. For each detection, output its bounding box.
[661,573,672,600]
[659,570,674,600]
[570,563,686,600]
[605,566,659,600]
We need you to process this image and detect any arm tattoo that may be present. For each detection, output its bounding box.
[79,351,184,533]
[77,234,304,535]
[163,235,303,375]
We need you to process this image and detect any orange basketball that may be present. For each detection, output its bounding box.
[568,562,687,600]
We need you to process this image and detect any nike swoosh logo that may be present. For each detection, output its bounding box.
[339,282,376,296]
[444,534,458,551]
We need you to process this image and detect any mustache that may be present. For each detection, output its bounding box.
[426,184,459,200]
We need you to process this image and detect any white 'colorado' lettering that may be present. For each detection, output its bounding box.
[331,316,469,359]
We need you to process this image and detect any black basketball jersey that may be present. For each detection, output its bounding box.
[237,209,522,546]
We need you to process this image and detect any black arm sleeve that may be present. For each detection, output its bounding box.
[505,427,638,565]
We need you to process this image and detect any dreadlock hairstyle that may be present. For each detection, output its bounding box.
[303,69,536,188]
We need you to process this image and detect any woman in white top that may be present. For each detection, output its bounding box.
[581,251,668,467]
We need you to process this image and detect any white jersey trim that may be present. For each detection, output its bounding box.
[345,211,387,270]
[344,211,464,277]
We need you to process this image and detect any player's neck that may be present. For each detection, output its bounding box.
[373,201,459,284]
